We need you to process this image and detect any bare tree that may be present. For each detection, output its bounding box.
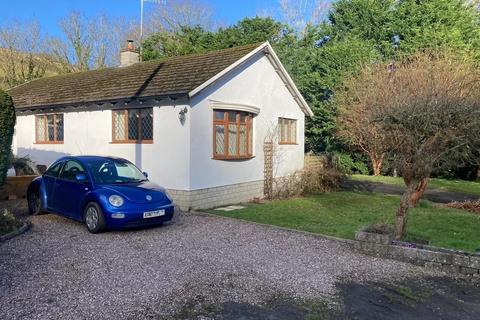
[95,15,137,68]
[145,0,214,34]
[49,12,133,72]
[49,12,92,72]
[278,0,331,33]
[337,74,389,175]
[0,21,51,89]
[340,53,480,239]
[468,0,480,10]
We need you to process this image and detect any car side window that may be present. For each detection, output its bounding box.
[44,162,64,178]
[59,160,86,182]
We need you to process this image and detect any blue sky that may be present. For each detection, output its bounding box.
[0,0,288,36]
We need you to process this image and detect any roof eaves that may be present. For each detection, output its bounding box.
[14,93,189,113]
[263,43,313,117]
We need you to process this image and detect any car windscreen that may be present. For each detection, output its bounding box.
[86,159,147,184]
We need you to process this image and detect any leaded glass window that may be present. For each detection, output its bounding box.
[35,114,64,143]
[112,108,153,143]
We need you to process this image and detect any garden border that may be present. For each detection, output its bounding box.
[354,232,480,278]
[0,222,30,242]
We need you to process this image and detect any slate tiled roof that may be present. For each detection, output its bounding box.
[8,43,261,109]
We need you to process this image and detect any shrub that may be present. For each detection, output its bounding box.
[353,161,369,175]
[363,223,394,235]
[272,172,303,199]
[0,90,16,185]
[301,166,344,195]
[331,153,369,175]
[9,154,38,176]
[271,165,344,199]
[0,209,22,235]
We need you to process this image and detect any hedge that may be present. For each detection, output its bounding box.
[0,90,16,186]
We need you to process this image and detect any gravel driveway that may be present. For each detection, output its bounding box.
[0,207,428,319]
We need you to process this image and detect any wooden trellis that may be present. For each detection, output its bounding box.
[263,141,274,200]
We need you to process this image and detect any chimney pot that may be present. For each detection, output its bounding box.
[126,39,135,51]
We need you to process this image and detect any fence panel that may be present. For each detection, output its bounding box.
[304,154,327,170]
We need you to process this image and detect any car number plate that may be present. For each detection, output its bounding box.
[143,209,165,219]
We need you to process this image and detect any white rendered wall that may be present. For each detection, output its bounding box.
[189,52,306,190]
[13,51,307,194]
[13,104,190,190]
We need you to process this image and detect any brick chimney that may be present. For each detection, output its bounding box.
[120,40,139,67]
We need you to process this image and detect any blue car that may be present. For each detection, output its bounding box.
[27,156,174,233]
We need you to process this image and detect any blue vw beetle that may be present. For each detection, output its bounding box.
[27,156,174,233]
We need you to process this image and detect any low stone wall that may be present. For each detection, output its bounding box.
[168,180,264,211]
[355,232,480,277]
[0,176,37,200]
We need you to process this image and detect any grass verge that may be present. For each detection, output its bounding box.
[350,175,480,196]
[208,192,480,252]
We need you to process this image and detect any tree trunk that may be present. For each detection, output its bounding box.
[394,178,429,240]
[370,154,384,176]
[476,167,480,182]
[394,189,412,240]
[409,178,428,207]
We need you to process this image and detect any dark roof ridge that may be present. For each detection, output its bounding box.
[138,41,264,64]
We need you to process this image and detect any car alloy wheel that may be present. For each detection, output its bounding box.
[84,203,106,233]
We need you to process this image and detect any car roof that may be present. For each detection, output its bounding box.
[58,155,130,162]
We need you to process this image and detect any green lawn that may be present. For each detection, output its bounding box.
[350,174,480,196]
[210,192,480,252]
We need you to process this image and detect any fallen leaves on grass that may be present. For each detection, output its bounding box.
[440,201,480,214]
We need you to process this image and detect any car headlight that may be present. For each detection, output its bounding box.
[108,195,124,207]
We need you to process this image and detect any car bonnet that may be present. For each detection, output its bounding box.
[100,181,168,204]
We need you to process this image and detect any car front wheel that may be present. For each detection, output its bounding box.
[84,202,106,234]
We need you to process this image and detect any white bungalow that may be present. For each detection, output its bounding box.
[9,41,313,210]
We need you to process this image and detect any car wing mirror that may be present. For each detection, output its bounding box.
[143,171,148,178]
[75,173,88,183]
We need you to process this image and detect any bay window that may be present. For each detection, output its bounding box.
[213,110,253,159]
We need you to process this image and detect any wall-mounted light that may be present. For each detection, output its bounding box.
[178,107,188,125]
